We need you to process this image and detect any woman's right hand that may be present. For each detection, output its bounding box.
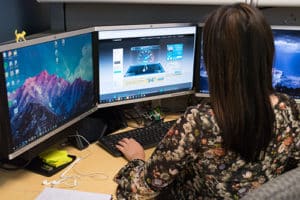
[116,138,145,161]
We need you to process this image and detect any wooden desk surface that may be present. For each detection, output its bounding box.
[0,115,180,200]
[0,143,155,200]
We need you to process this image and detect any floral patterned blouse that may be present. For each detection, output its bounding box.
[114,93,300,199]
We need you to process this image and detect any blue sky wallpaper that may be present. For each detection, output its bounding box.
[273,30,300,98]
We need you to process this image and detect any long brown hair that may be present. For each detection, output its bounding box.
[203,3,275,161]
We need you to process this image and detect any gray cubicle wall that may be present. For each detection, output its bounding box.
[2,1,300,43]
[261,7,300,26]
[56,3,219,31]
[0,0,50,43]
[47,2,300,32]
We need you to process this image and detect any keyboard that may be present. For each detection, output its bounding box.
[98,119,176,157]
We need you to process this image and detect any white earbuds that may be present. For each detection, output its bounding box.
[42,180,49,185]
[41,157,82,187]
[42,180,52,185]
[42,179,62,186]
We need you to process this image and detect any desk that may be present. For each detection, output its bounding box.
[0,114,180,200]
[0,143,155,199]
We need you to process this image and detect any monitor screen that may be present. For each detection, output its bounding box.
[0,28,97,160]
[97,24,196,108]
[195,25,300,101]
[272,26,300,101]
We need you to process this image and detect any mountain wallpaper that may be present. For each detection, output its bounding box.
[273,30,300,99]
[273,69,300,98]
[4,33,94,150]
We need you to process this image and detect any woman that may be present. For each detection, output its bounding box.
[114,3,300,199]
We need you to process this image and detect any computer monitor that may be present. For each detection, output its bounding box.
[0,28,98,160]
[96,24,196,108]
[272,26,300,102]
[195,25,300,102]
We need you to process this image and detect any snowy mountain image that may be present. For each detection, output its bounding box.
[273,68,300,97]
[8,70,93,146]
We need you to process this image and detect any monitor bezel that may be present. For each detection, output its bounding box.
[194,23,209,98]
[96,23,197,108]
[0,28,99,160]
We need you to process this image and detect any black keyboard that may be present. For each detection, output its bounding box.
[98,120,176,157]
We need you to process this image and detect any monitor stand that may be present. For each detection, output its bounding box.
[25,154,76,177]
[0,154,76,177]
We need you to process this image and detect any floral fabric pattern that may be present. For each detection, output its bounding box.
[114,93,300,199]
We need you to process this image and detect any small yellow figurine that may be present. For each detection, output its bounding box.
[15,29,26,43]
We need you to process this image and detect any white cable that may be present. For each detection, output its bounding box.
[68,131,91,147]
[60,157,81,177]
[42,157,81,187]
[73,168,109,180]
[41,148,108,187]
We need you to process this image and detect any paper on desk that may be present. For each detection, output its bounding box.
[35,187,112,200]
